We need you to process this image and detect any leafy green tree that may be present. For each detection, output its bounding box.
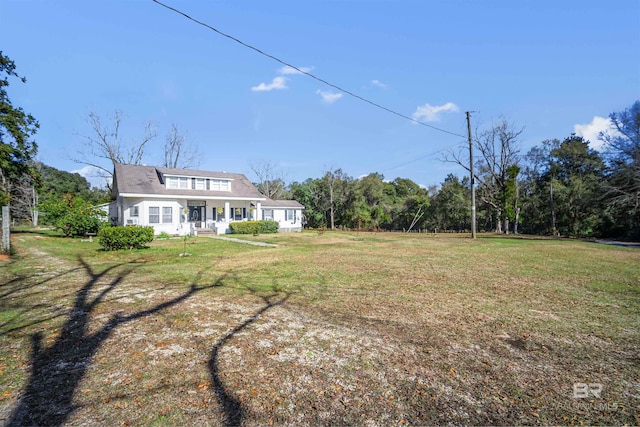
[521,136,605,237]
[344,189,372,230]
[319,168,353,229]
[0,52,39,206]
[520,141,557,235]
[289,172,430,231]
[395,191,430,231]
[39,163,109,205]
[40,194,106,237]
[548,135,604,237]
[384,177,424,230]
[289,178,326,228]
[427,174,469,231]
[348,173,388,229]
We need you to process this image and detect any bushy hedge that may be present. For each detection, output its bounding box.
[98,225,154,250]
[40,195,106,237]
[230,220,279,235]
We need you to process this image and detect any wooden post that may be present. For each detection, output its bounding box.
[466,112,477,239]
[2,206,10,254]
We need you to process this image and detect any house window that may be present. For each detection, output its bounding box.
[195,178,205,190]
[210,179,230,191]
[130,206,139,217]
[233,207,245,221]
[179,177,189,189]
[162,207,173,223]
[168,177,178,189]
[214,207,225,221]
[263,209,273,220]
[286,210,295,221]
[149,207,160,223]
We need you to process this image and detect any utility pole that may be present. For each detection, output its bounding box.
[466,111,477,239]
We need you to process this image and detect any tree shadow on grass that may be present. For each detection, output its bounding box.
[0,265,86,302]
[7,256,223,427]
[208,281,293,427]
[0,267,85,337]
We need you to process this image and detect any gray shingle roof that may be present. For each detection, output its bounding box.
[261,199,305,208]
[113,163,266,200]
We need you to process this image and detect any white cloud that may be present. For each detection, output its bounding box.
[279,65,313,75]
[72,165,99,178]
[252,66,313,94]
[251,76,288,92]
[573,116,617,151]
[71,165,110,189]
[412,102,459,122]
[316,89,343,104]
[371,79,388,89]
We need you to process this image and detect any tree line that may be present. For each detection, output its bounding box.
[2,51,638,239]
[254,102,640,240]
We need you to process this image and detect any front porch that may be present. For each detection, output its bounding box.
[182,199,262,235]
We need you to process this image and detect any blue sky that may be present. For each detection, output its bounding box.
[1,0,638,188]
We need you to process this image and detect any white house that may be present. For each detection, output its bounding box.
[261,199,305,232]
[109,163,304,235]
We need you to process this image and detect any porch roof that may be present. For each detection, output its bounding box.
[261,198,305,209]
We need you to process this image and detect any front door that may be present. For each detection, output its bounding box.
[188,206,205,227]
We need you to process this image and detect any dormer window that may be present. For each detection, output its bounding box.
[165,174,231,191]
[210,179,230,191]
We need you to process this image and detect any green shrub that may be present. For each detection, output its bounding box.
[40,194,106,237]
[230,220,279,234]
[98,225,154,250]
[158,231,171,239]
[260,220,279,233]
[230,221,260,235]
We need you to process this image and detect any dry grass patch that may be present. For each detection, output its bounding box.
[0,231,638,426]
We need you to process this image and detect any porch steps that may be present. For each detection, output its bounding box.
[195,228,215,236]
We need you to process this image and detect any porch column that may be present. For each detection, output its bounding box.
[256,201,262,220]
[224,201,230,221]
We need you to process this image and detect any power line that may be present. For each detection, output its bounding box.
[381,148,446,173]
[151,0,467,139]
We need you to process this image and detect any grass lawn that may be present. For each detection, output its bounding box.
[0,229,638,426]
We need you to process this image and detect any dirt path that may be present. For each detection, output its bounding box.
[206,235,279,247]
[594,239,640,248]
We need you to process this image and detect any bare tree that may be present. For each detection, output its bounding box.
[9,169,39,225]
[74,110,156,189]
[163,123,200,169]
[320,167,351,230]
[250,160,287,199]
[599,101,640,236]
[445,118,522,233]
